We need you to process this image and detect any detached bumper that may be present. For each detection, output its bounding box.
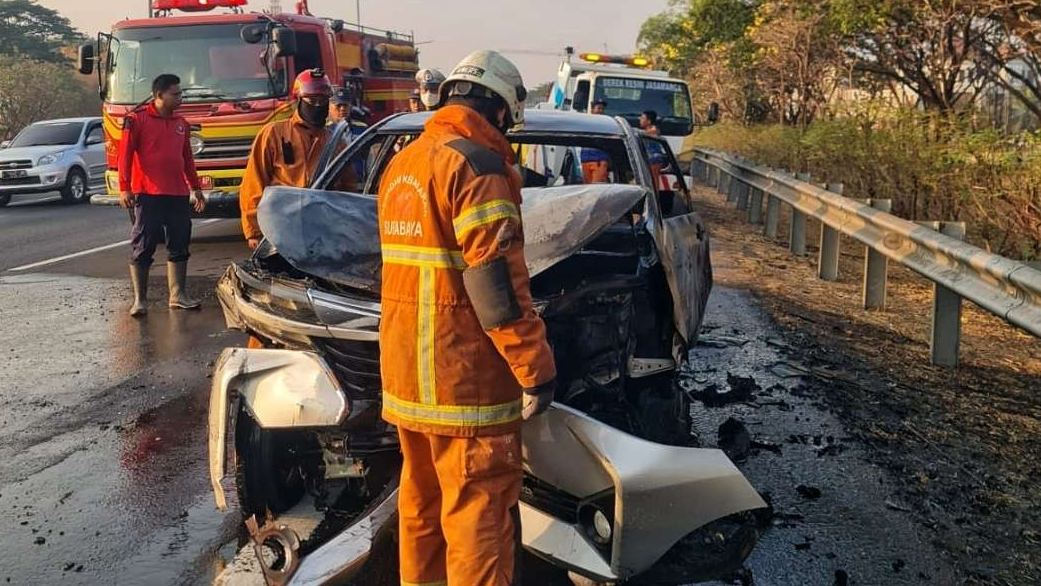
[90,190,240,218]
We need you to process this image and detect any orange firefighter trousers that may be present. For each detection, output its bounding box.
[398,427,522,586]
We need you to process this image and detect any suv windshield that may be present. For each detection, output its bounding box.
[9,122,84,147]
[108,24,287,104]
[593,77,692,134]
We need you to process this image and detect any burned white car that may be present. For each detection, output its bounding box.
[208,110,765,585]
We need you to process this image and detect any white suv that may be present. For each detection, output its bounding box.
[0,117,106,207]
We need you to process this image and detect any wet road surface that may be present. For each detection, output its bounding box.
[2,198,957,585]
[0,199,247,585]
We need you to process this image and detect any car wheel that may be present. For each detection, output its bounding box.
[0,193,10,207]
[60,168,88,204]
[234,407,311,517]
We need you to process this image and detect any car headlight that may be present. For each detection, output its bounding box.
[38,151,67,166]
[190,135,204,156]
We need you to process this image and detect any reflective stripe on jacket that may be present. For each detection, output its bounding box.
[377,105,557,437]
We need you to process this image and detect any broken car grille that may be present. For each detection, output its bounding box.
[313,339,382,402]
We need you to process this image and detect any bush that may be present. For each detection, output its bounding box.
[692,107,1041,260]
[0,54,100,140]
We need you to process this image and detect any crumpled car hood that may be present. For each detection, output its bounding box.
[257,184,647,293]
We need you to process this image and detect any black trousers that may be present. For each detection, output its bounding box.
[130,195,191,267]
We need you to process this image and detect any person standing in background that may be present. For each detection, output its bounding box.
[118,73,206,317]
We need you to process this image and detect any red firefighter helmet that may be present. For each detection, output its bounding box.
[291,68,333,100]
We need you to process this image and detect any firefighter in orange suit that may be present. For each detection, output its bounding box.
[239,68,341,249]
[377,50,557,586]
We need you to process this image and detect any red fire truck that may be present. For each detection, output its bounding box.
[78,0,418,215]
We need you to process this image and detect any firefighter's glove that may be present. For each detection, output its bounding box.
[522,379,555,420]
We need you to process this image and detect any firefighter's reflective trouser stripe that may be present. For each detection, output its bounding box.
[582,161,609,184]
[398,427,522,586]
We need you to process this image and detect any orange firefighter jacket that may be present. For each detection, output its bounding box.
[239,111,339,241]
[376,105,557,437]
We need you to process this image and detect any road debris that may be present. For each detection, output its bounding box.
[796,485,822,500]
[718,417,752,461]
[885,499,912,513]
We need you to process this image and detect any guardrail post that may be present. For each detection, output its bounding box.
[736,181,750,210]
[717,170,728,195]
[930,221,967,367]
[748,187,763,224]
[789,172,810,256]
[727,174,739,203]
[862,199,892,310]
[817,183,844,281]
[764,195,780,238]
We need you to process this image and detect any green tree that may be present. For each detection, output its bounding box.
[831,0,1000,112]
[0,55,100,139]
[638,0,759,77]
[0,0,86,63]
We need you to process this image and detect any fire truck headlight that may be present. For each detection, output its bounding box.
[190,135,205,156]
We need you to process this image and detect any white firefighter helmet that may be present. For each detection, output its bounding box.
[415,68,446,109]
[440,50,528,127]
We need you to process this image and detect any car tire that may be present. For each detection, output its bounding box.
[234,408,311,518]
[0,193,10,207]
[60,168,88,204]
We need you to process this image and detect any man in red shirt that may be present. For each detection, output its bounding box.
[118,74,206,317]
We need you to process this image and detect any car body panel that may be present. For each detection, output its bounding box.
[208,348,348,510]
[255,184,648,293]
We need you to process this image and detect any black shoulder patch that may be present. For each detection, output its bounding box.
[444,138,506,176]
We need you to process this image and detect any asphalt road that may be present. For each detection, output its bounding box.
[0,197,248,586]
[0,196,957,586]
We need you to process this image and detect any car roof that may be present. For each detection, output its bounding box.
[30,117,101,124]
[379,109,628,137]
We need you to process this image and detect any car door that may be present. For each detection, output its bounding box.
[82,122,107,185]
[640,133,713,346]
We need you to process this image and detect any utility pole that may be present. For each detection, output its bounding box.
[146,0,151,17]
[356,0,362,31]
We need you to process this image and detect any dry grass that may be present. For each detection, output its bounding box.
[693,183,1041,584]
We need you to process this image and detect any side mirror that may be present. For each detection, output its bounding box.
[240,24,266,44]
[329,19,345,33]
[78,43,95,75]
[707,102,720,124]
[273,27,297,57]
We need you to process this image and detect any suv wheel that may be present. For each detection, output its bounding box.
[60,169,87,204]
[0,193,10,207]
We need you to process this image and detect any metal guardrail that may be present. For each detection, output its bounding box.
[691,148,1041,367]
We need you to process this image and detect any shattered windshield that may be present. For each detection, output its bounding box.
[108,24,287,104]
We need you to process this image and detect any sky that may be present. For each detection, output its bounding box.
[36,0,671,86]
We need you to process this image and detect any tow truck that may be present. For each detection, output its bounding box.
[77,0,419,216]
[547,50,695,161]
